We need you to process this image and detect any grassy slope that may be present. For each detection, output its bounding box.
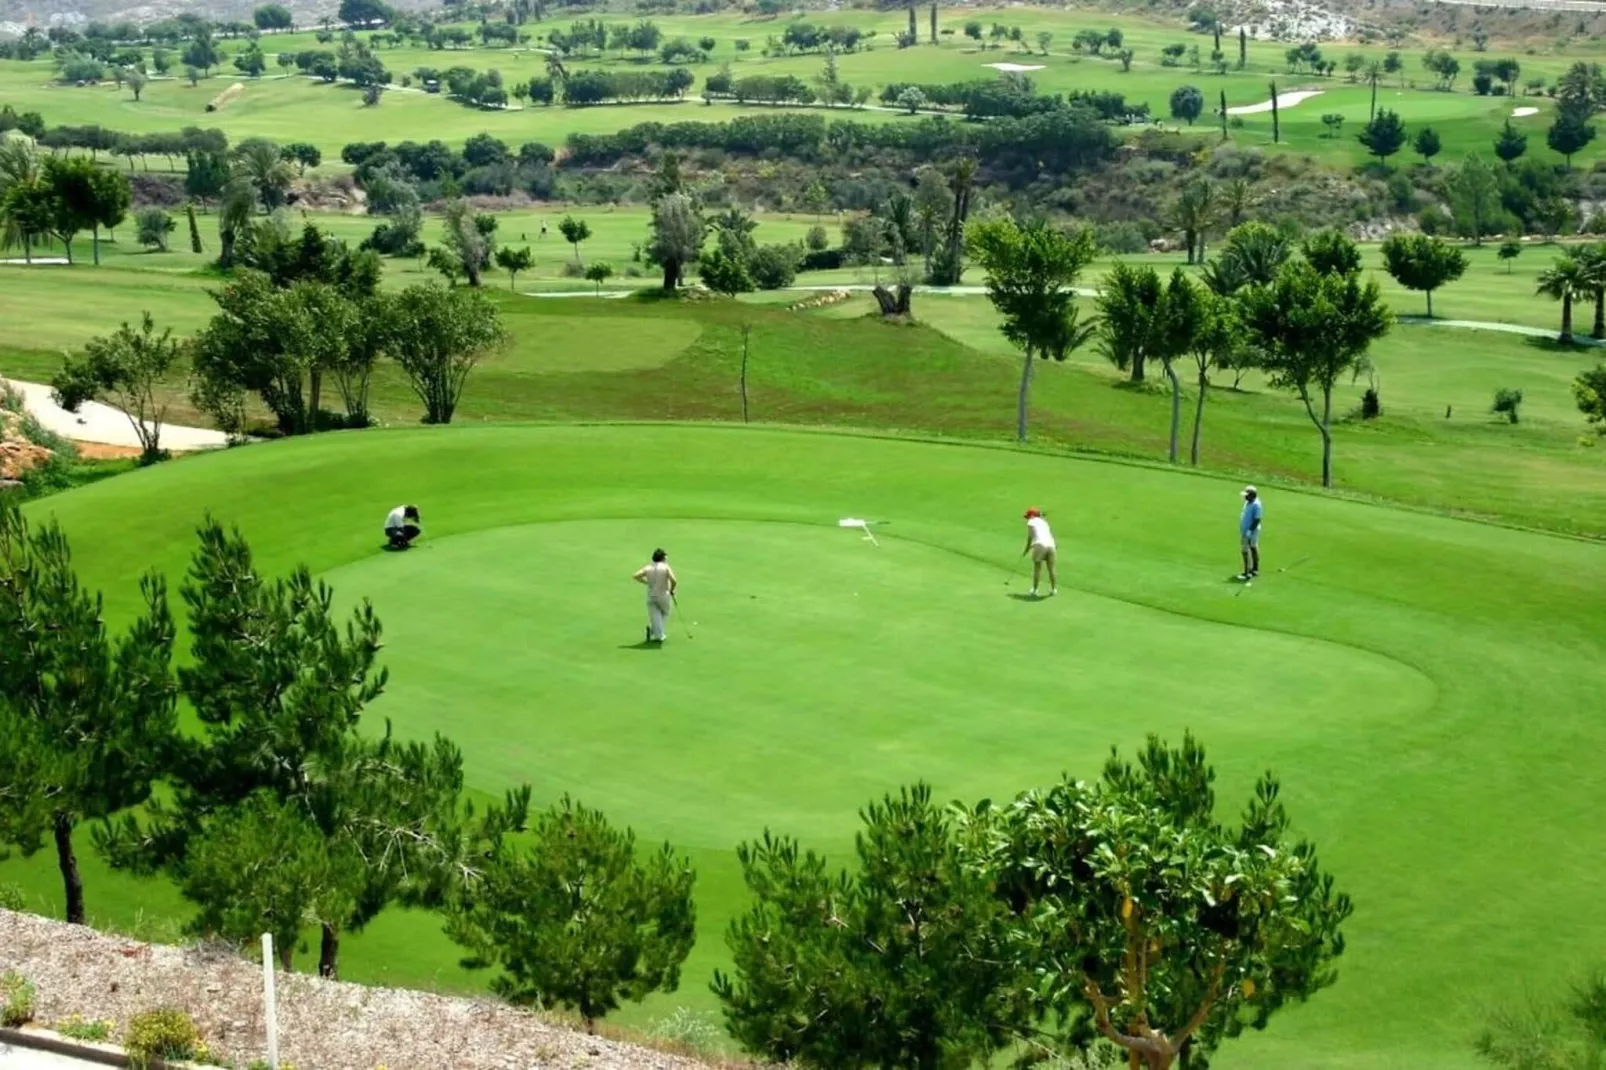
[1,423,1604,1070]
[1,6,1599,166]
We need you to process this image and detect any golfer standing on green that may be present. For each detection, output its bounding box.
[633,548,678,644]
[1238,486,1262,580]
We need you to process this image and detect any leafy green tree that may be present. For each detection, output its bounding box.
[0,502,177,925]
[436,197,491,287]
[1413,125,1442,162]
[1169,84,1204,125]
[1185,287,1240,465]
[1493,119,1527,166]
[896,85,926,114]
[748,243,801,290]
[959,733,1353,1070]
[135,208,174,252]
[1302,227,1364,277]
[648,193,705,292]
[1357,108,1407,164]
[715,784,1026,1068]
[1498,240,1521,273]
[1380,233,1469,317]
[126,68,147,101]
[1152,269,1205,462]
[698,247,753,296]
[1573,365,1606,432]
[0,177,54,264]
[493,245,534,290]
[184,150,230,204]
[86,165,130,265]
[1240,254,1392,486]
[53,313,180,463]
[181,31,222,74]
[232,137,292,211]
[1491,387,1523,424]
[1536,255,1589,345]
[968,218,1098,441]
[584,261,614,295]
[558,214,590,263]
[446,795,695,1031]
[389,282,506,424]
[1547,113,1595,169]
[254,4,294,31]
[1097,261,1167,385]
[1451,155,1502,245]
[40,155,100,264]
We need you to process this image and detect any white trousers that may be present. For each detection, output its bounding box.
[647,595,673,641]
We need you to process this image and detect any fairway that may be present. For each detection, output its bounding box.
[5,422,1606,1069]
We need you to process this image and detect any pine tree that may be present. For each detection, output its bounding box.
[0,502,177,925]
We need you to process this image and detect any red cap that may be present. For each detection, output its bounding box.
[1024,507,1042,519]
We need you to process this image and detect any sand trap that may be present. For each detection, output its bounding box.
[3,378,230,452]
[0,257,68,266]
[986,62,1045,72]
[1512,106,1539,118]
[1227,89,1324,115]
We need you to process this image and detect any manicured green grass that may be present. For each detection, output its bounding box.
[1,423,1604,1070]
[3,5,1599,167]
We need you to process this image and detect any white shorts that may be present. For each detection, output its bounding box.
[1031,544,1056,563]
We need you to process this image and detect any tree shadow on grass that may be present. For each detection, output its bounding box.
[1522,334,1597,355]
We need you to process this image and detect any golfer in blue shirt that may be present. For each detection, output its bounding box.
[1238,486,1262,580]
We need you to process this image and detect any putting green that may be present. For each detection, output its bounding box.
[326,519,1432,849]
[7,423,1606,1070]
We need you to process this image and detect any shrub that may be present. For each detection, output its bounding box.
[805,224,828,251]
[1361,387,1381,418]
[1492,387,1523,423]
[135,208,175,251]
[0,883,23,911]
[1417,204,1454,236]
[124,1008,201,1068]
[649,1007,724,1056]
[54,1015,113,1042]
[799,248,844,272]
[1095,220,1150,254]
[0,972,36,1028]
[561,260,588,278]
[748,243,802,289]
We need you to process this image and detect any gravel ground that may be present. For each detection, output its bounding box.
[0,911,718,1070]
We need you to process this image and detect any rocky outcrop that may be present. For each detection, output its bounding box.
[0,408,54,482]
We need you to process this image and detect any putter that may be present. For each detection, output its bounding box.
[672,593,694,640]
[1005,553,1028,587]
[1278,556,1312,574]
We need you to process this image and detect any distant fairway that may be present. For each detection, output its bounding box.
[2,423,1604,1069]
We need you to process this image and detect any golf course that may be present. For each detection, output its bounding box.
[0,413,1601,1069]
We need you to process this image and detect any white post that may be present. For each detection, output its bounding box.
[261,933,279,1070]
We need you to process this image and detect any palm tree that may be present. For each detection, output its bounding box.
[0,141,42,262]
[1220,177,1253,227]
[231,138,292,212]
[1575,243,1606,340]
[1200,221,1289,295]
[1170,178,1216,264]
[216,177,256,267]
[1536,256,1589,345]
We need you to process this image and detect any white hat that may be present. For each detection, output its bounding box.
[1242,485,1257,498]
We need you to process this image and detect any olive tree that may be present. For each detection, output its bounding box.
[1239,250,1392,487]
[969,217,1098,442]
[390,282,507,424]
[53,312,181,464]
[648,193,704,291]
[959,734,1353,1070]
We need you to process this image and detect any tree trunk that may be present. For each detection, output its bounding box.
[1016,347,1034,442]
[871,284,912,316]
[1427,289,1434,317]
[278,942,293,970]
[54,813,85,925]
[1561,294,1574,344]
[1593,287,1604,339]
[1269,80,1280,143]
[1369,78,1377,120]
[309,368,322,425]
[1165,361,1182,462]
[1130,351,1145,383]
[1320,386,1334,487]
[319,923,339,978]
[739,324,751,423]
[92,225,101,265]
[464,260,481,287]
[62,235,74,264]
[1190,367,1207,465]
[663,258,680,292]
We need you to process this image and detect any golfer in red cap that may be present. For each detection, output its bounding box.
[1020,508,1057,598]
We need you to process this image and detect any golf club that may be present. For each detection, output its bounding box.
[672,593,694,640]
[1279,555,1313,574]
[1005,553,1028,588]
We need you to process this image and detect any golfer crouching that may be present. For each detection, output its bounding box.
[385,504,422,550]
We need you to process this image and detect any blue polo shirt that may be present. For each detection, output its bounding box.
[1241,499,1263,535]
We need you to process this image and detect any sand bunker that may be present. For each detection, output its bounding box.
[1227,89,1324,115]
[1511,106,1539,118]
[986,62,1045,72]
